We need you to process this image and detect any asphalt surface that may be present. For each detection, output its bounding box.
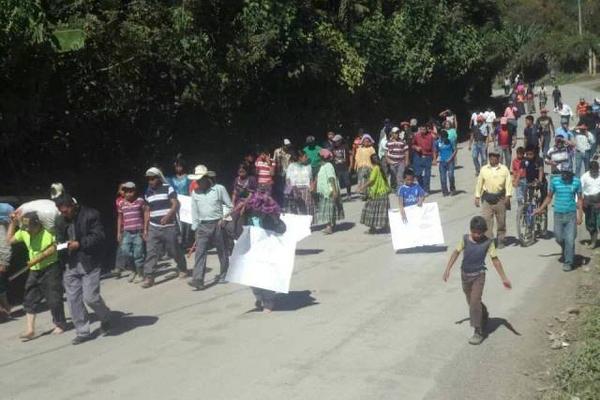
[1,81,598,400]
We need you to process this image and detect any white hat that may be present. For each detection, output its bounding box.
[283,138,291,145]
[122,182,136,189]
[188,164,215,180]
[391,127,400,133]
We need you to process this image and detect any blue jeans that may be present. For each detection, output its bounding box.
[516,179,527,204]
[575,150,590,176]
[412,155,432,192]
[553,212,577,266]
[120,231,145,271]
[438,160,455,195]
[472,142,487,174]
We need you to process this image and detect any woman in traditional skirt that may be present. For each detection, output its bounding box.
[284,151,315,219]
[353,134,376,201]
[315,149,344,234]
[359,154,391,233]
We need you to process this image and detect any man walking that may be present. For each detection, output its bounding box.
[474,148,513,249]
[54,194,112,345]
[552,85,562,109]
[535,171,583,271]
[386,127,409,189]
[469,116,490,176]
[188,165,233,290]
[8,212,67,341]
[141,167,187,288]
[332,135,352,199]
[411,126,435,192]
[536,108,555,157]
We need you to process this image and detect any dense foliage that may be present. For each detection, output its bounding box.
[1,0,597,200]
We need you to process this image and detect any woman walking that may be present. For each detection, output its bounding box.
[353,134,376,200]
[285,151,314,218]
[359,154,391,233]
[315,149,344,234]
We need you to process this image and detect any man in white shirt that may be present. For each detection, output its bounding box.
[581,160,600,248]
[555,101,573,125]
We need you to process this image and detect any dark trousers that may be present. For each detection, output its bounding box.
[252,287,276,310]
[461,272,487,330]
[144,224,187,276]
[412,155,433,192]
[192,221,229,283]
[64,263,111,337]
[23,263,67,329]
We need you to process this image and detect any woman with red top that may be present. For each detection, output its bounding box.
[254,148,275,194]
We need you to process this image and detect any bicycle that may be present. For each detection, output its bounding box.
[516,182,548,247]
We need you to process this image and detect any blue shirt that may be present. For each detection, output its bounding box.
[555,127,574,141]
[549,175,581,213]
[398,183,426,206]
[168,175,190,196]
[435,140,454,162]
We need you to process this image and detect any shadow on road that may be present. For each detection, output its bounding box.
[275,290,319,312]
[101,311,159,336]
[396,245,448,254]
[296,249,324,256]
[484,317,521,339]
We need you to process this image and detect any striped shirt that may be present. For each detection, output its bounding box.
[255,160,273,185]
[386,139,408,163]
[145,183,177,227]
[118,198,145,232]
[549,175,581,214]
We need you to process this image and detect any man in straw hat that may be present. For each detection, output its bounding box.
[187,165,233,290]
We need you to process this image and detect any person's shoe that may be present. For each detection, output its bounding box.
[72,335,93,345]
[128,272,137,283]
[100,320,111,336]
[468,330,484,345]
[254,300,263,311]
[218,274,227,284]
[52,326,65,335]
[178,271,189,279]
[188,279,206,290]
[562,264,573,272]
[141,277,154,289]
[558,256,565,263]
[114,269,122,279]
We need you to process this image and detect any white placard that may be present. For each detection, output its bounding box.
[388,202,445,250]
[178,195,192,224]
[226,226,296,293]
[280,213,312,242]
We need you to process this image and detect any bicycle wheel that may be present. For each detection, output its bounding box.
[536,210,548,238]
[517,204,535,247]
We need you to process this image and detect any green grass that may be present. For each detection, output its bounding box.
[542,270,600,400]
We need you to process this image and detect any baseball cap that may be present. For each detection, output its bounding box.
[333,134,343,142]
[283,138,291,146]
[122,182,136,189]
[391,127,400,133]
[305,135,316,144]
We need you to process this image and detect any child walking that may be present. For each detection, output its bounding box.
[117,182,148,283]
[442,216,512,345]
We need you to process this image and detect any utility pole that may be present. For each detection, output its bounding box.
[578,0,595,75]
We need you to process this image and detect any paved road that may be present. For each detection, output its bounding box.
[1,82,598,400]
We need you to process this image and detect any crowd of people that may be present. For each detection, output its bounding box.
[1,77,600,346]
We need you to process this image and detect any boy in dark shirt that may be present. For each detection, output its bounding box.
[443,216,512,345]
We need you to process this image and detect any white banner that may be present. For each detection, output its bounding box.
[388,202,445,250]
[226,213,312,293]
[226,226,296,293]
[178,195,192,224]
[280,213,312,242]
